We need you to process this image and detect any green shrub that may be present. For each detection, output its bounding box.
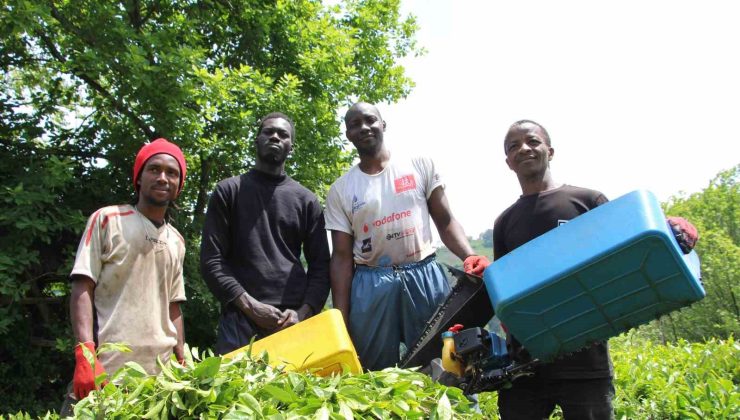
[3,336,739,418]
[62,347,480,419]
[612,334,740,419]
[477,335,740,420]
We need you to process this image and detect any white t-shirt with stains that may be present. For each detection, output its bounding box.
[71,204,186,375]
[325,156,444,266]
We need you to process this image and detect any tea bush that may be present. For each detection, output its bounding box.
[2,336,738,419]
[13,346,479,419]
[611,334,739,419]
[478,335,740,419]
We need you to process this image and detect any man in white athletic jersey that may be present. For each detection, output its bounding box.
[325,102,490,371]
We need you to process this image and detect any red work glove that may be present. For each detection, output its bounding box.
[463,255,491,276]
[667,216,699,254]
[73,341,106,399]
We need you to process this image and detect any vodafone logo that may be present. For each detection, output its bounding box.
[372,210,412,227]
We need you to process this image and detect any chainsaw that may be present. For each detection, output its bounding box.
[400,264,537,394]
[403,254,702,394]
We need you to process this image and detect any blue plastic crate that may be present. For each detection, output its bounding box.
[484,190,704,361]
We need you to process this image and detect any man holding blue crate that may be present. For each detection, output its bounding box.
[493,120,698,419]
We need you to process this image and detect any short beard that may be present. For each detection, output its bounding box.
[142,194,170,208]
[257,150,288,166]
[355,142,382,157]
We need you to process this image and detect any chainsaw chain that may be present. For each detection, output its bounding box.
[401,277,468,365]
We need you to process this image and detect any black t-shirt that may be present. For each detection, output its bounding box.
[493,185,613,379]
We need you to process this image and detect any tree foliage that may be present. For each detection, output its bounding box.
[479,228,493,248]
[1,0,420,414]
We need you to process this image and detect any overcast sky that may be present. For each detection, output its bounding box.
[350,0,740,240]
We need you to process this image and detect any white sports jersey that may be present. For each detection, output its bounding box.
[325,156,444,266]
[71,204,186,375]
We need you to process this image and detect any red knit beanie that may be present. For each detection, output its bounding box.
[133,138,187,194]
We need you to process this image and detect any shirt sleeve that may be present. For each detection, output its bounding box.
[301,197,331,313]
[493,214,507,261]
[415,156,444,199]
[200,183,246,305]
[70,209,106,282]
[170,237,187,302]
[324,182,353,234]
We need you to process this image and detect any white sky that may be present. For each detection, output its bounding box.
[356,0,740,239]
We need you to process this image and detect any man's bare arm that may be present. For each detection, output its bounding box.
[169,301,185,362]
[330,230,355,328]
[428,186,475,260]
[70,275,96,344]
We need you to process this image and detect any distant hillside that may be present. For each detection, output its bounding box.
[435,238,493,268]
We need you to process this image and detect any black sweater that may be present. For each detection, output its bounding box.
[200,170,330,313]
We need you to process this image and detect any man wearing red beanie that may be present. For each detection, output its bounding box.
[62,138,188,412]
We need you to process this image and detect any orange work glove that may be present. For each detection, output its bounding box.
[73,341,106,399]
[463,255,491,276]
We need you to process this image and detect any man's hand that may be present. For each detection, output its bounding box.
[234,293,288,331]
[174,347,186,367]
[278,309,300,330]
[73,341,106,399]
[463,255,491,276]
[667,216,699,254]
[277,304,314,331]
[248,300,289,331]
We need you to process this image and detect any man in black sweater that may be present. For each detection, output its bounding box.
[201,112,330,354]
[493,120,698,419]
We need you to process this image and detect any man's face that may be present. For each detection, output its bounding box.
[138,153,181,206]
[504,123,553,178]
[345,104,385,155]
[255,117,293,165]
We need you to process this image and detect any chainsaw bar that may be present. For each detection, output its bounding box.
[400,264,495,369]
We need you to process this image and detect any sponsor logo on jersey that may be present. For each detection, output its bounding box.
[372,210,412,227]
[363,223,369,233]
[351,194,366,214]
[394,174,416,194]
[361,238,372,253]
[386,226,416,241]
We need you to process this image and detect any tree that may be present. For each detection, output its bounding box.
[0,0,420,414]
[479,228,493,248]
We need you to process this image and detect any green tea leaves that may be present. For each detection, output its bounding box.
[62,351,477,419]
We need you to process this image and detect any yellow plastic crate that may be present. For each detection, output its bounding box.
[223,309,362,376]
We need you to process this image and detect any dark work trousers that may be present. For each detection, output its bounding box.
[498,375,615,420]
[215,305,291,355]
